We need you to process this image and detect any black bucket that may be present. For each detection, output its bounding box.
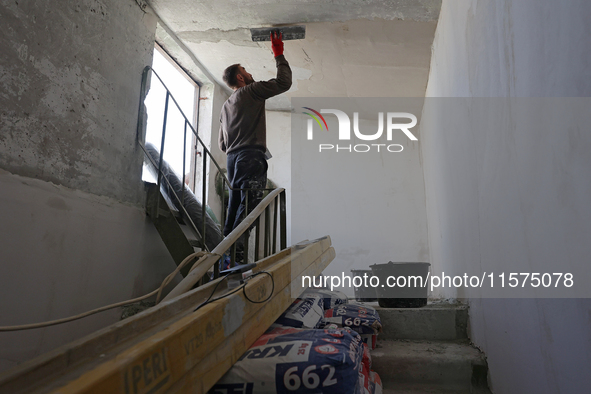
[351,269,377,302]
[370,262,430,308]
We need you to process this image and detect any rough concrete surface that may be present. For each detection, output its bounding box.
[0,0,157,204]
[149,0,442,32]
[372,340,487,390]
[0,170,181,372]
[374,302,468,340]
[372,300,490,393]
[381,385,491,394]
[148,0,440,109]
[0,0,179,373]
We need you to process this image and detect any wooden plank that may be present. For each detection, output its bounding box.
[0,248,292,394]
[166,247,336,393]
[251,238,323,273]
[48,240,331,394]
[0,237,332,394]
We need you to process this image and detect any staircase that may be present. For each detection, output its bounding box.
[138,66,286,282]
[371,302,492,393]
[145,182,202,277]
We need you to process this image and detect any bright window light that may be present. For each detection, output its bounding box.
[142,47,197,187]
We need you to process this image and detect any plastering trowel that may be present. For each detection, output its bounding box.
[250,25,306,41]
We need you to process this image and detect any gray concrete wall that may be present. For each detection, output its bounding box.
[0,0,183,372]
[0,171,180,372]
[422,0,591,392]
[0,0,156,204]
[147,1,441,109]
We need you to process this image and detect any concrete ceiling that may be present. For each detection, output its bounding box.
[148,0,441,110]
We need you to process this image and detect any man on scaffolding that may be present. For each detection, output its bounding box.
[218,31,292,264]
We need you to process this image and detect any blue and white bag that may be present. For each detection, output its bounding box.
[210,327,365,394]
[273,296,324,329]
[301,288,348,310]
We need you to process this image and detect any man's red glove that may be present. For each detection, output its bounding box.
[271,31,284,57]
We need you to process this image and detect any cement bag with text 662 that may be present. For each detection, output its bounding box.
[324,303,382,335]
[209,327,364,394]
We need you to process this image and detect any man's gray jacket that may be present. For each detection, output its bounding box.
[218,55,292,154]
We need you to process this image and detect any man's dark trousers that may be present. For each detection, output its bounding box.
[224,147,268,240]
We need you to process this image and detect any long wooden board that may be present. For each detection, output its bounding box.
[0,247,291,394]
[0,237,333,394]
[167,247,335,393]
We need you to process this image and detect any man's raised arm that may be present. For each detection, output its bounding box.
[249,32,292,100]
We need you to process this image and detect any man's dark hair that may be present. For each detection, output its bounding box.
[223,63,241,89]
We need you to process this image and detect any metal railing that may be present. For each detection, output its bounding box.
[136,65,287,280]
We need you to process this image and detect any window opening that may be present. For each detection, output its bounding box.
[142,45,199,190]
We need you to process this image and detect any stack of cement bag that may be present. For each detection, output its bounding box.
[210,288,383,394]
[323,302,382,350]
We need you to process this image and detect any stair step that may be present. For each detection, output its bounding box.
[371,340,488,392]
[145,182,195,277]
[372,301,468,340]
[382,385,492,394]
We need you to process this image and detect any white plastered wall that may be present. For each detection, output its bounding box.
[422,0,591,392]
[265,110,292,245]
[291,112,430,296]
